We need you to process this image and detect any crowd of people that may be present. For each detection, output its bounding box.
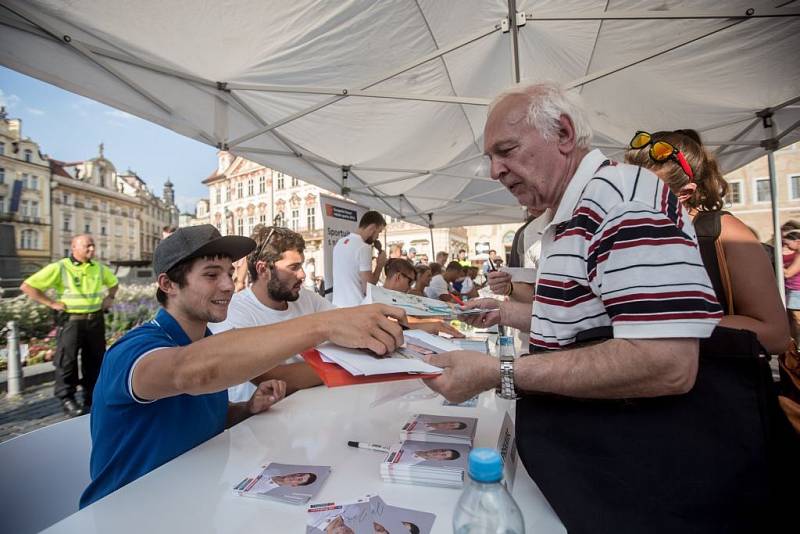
[20,81,797,533]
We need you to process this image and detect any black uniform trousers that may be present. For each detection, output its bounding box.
[53,313,106,407]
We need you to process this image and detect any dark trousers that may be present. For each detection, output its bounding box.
[53,314,106,406]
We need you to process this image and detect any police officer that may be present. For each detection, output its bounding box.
[21,234,118,417]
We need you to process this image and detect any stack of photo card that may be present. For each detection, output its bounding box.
[401,413,478,446]
[306,494,436,534]
[380,439,470,488]
[234,462,331,504]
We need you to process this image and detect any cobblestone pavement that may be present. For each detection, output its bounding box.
[0,381,85,443]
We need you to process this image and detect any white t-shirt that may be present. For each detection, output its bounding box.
[460,277,474,295]
[424,274,450,299]
[332,232,373,308]
[209,287,335,402]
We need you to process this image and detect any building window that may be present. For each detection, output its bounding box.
[247,178,254,196]
[63,248,70,258]
[291,176,299,187]
[30,176,38,190]
[30,200,39,217]
[755,178,771,203]
[726,181,742,205]
[291,209,299,231]
[307,207,316,229]
[276,173,285,190]
[24,149,32,162]
[128,225,134,238]
[790,175,800,200]
[0,196,4,213]
[247,216,254,234]
[63,193,70,205]
[21,173,29,188]
[85,218,92,233]
[0,167,4,184]
[259,214,267,224]
[101,201,108,212]
[101,222,107,236]
[259,176,266,194]
[0,142,4,155]
[63,215,72,232]
[215,187,221,205]
[237,218,244,235]
[21,230,39,250]
[237,181,243,198]
[20,200,29,216]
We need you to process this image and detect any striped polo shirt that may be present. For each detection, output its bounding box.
[530,149,722,350]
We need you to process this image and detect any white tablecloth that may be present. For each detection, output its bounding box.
[44,381,565,533]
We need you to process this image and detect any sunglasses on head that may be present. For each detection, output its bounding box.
[629,131,695,181]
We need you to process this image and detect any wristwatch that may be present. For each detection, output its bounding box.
[496,354,518,399]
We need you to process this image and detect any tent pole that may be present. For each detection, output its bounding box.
[763,113,786,303]
[428,214,436,260]
[507,0,521,83]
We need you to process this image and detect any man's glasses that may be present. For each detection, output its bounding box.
[400,272,416,285]
[629,131,695,181]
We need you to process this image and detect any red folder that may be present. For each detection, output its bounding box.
[301,349,439,388]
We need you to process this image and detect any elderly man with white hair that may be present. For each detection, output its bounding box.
[421,83,782,533]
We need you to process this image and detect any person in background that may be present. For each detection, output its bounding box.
[417,253,429,265]
[456,249,471,268]
[435,251,449,267]
[407,247,417,264]
[303,257,317,290]
[626,129,789,354]
[409,264,432,297]
[482,249,498,274]
[781,223,800,339]
[81,224,406,507]
[379,259,462,337]
[20,234,118,417]
[425,261,465,302]
[210,226,330,398]
[389,244,403,259]
[332,211,387,307]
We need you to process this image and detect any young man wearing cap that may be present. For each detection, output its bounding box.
[81,225,406,508]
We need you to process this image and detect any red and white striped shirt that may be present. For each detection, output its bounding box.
[530,150,722,350]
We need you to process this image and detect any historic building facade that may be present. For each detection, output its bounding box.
[119,171,179,260]
[202,152,326,265]
[0,112,52,275]
[50,148,142,262]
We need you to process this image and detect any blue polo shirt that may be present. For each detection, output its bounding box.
[80,308,228,508]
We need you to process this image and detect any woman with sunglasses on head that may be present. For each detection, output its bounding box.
[626,129,790,354]
[780,222,800,339]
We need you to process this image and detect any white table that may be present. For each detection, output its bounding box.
[43,382,565,533]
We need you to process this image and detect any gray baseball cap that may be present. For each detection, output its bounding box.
[153,224,255,275]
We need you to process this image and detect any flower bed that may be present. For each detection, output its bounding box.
[0,283,159,371]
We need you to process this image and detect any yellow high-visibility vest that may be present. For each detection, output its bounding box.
[23,258,118,313]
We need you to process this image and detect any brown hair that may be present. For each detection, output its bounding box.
[625,129,728,212]
[247,226,305,282]
[384,258,415,279]
[358,210,386,229]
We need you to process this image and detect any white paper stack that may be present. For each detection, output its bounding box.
[306,494,436,534]
[380,440,470,488]
[401,413,478,446]
[315,329,457,377]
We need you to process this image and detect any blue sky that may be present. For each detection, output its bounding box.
[0,66,217,213]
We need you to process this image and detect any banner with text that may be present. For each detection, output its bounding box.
[320,194,368,298]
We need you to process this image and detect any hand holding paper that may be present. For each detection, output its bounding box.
[423,350,500,404]
[458,298,502,328]
[320,304,407,356]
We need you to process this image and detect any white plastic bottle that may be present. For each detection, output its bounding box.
[453,448,524,534]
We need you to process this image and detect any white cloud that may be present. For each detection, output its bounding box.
[0,89,21,109]
[26,107,45,116]
[105,109,134,120]
[175,194,203,213]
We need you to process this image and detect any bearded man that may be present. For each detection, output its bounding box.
[210,226,333,398]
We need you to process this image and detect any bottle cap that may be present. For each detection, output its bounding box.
[498,336,514,346]
[468,448,503,483]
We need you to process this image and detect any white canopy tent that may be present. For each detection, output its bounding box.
[1,0,798,233]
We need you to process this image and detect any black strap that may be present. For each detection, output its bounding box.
[692,210,730,314]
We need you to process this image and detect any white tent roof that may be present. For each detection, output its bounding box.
[1,0,798,227]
